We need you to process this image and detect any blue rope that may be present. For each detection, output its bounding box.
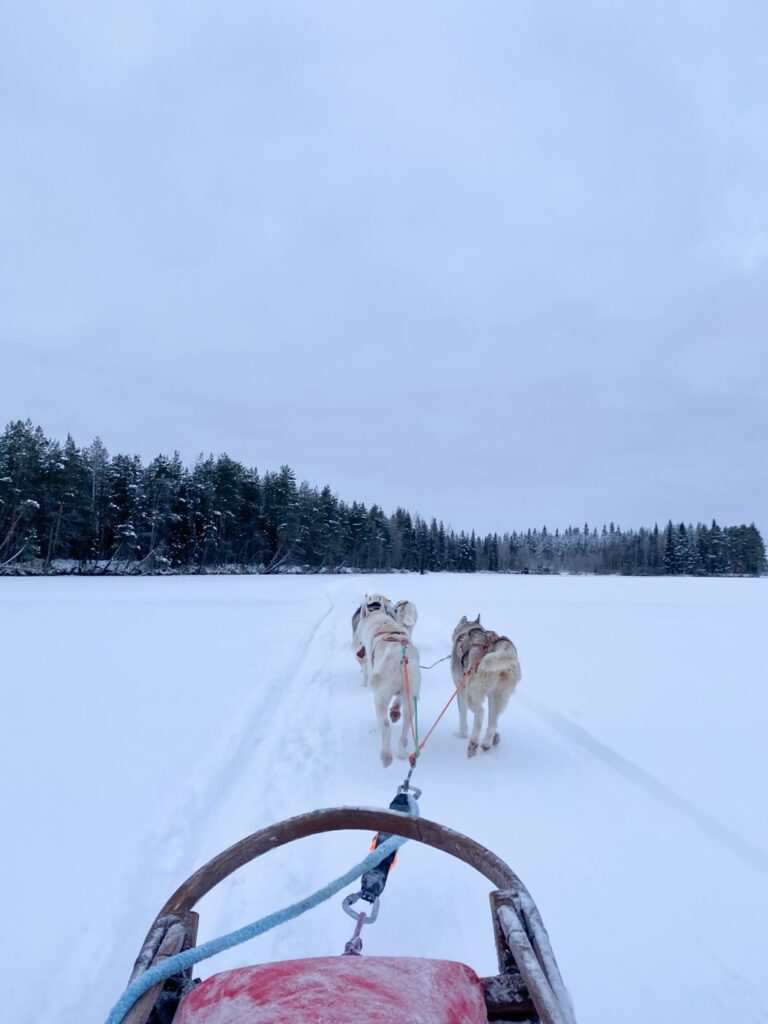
[106,827,411,1024]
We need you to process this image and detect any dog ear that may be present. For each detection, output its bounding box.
[459,615,467,625]
[476,613,481,624]
[400,603,416,627]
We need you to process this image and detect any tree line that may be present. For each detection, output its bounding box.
[1,420,764,576]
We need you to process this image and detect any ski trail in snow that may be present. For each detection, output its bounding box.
[53,592,338,1024]
[228,594,339,825]
[187,589,358,967]
[517,693,768,877]
[150,590,337,873]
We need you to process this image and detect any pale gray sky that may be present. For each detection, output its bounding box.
[2,1,767,536]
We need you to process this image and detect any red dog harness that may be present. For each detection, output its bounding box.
[457,629,512,674]
[369,626,410,667]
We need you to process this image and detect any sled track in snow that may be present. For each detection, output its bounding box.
[517,693,768,877]
[120,592,339,925]
[189,590,337,827]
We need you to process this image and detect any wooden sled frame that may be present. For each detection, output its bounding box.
[125,807,575,1024]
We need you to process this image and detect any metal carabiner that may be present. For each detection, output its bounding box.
[398,780,422,799]
[342,892,380,924]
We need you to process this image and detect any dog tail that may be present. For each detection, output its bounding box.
[476,645,521,688]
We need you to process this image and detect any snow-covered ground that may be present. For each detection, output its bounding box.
[3,574,767,1023]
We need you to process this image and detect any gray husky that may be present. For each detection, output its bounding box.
[451,615,521,757]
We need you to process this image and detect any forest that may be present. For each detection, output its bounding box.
[1,420,764,576]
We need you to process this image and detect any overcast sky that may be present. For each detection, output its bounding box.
[2,1,766,537]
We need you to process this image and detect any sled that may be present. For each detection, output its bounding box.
[122,806,575,1024]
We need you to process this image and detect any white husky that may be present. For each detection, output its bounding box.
[451,614,521,757]
[358,595,422,766]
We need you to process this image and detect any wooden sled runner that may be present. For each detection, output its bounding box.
[123,807,575,1024]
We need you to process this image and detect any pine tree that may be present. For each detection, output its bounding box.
[707,520,727,574]
[0,420,47,565]
[106,453,144,566]
[663,521,678,574]
[85,437,110,559]
[676,524,695,575]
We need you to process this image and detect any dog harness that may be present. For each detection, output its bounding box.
[457,629,513,673]
[369,626,410,667]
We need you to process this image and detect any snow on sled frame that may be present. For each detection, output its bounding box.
[124,806,575,1024]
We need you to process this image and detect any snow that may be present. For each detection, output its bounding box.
[2,574,767,1023]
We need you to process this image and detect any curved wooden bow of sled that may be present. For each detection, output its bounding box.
[126,807,576,1024]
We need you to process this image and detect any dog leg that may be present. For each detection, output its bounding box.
[396,697,411,758]
[356,649,368,686]
[467,700,484,758]
[455,688,469,738]
[482,691,501,751]
[484,688,512,750]
[375,691,393,767]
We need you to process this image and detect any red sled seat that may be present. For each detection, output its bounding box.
[175,955,489,1024]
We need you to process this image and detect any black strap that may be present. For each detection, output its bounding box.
[360,792,412,902]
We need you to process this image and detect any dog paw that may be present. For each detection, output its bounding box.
[380,752,393,767]
[481,732,501,752]
[467,741,479,758]
[396,746,409,760]
[454,730,469,739]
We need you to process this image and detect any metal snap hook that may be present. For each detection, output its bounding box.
[342,892,380,923]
